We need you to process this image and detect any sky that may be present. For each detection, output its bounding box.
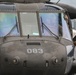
[51,0,76,8]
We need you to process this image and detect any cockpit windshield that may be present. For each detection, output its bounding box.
[20,12,39,36]
[20,12,60,37]
[20,12,72,41]
[0,12,72,41]
[39,13,59,36]
[0,12,19,37]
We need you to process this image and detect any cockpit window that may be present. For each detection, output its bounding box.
[20,12,39,36]
[39,13,59,36]
[0,11,72,41]
[39,12,72,41]
[62,13,72,41]
[0,13,19,37]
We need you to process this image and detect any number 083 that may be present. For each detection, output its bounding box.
[27,48,43,54]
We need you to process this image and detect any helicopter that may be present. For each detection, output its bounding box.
[0,0,76,75]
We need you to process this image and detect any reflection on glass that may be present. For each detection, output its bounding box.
[0,13,19,37]
[39,13,59,36]
[62,13,72,41]
[20,12,39,36]
[39,13,72,41]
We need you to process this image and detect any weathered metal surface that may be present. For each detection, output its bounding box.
[0,39,67,75]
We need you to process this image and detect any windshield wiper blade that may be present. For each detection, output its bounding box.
[3,25,16,42]
[3,17,19,42]
[41,17,59,39]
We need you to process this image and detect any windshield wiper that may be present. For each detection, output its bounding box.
[3,17,19,42]
[41,17,59,39]
[3,25,16,42]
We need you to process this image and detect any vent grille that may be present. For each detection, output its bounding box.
[27,42,41,45]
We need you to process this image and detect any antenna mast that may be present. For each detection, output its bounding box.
[56,0,60,4]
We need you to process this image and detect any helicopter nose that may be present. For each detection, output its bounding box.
[0,41,67,75]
